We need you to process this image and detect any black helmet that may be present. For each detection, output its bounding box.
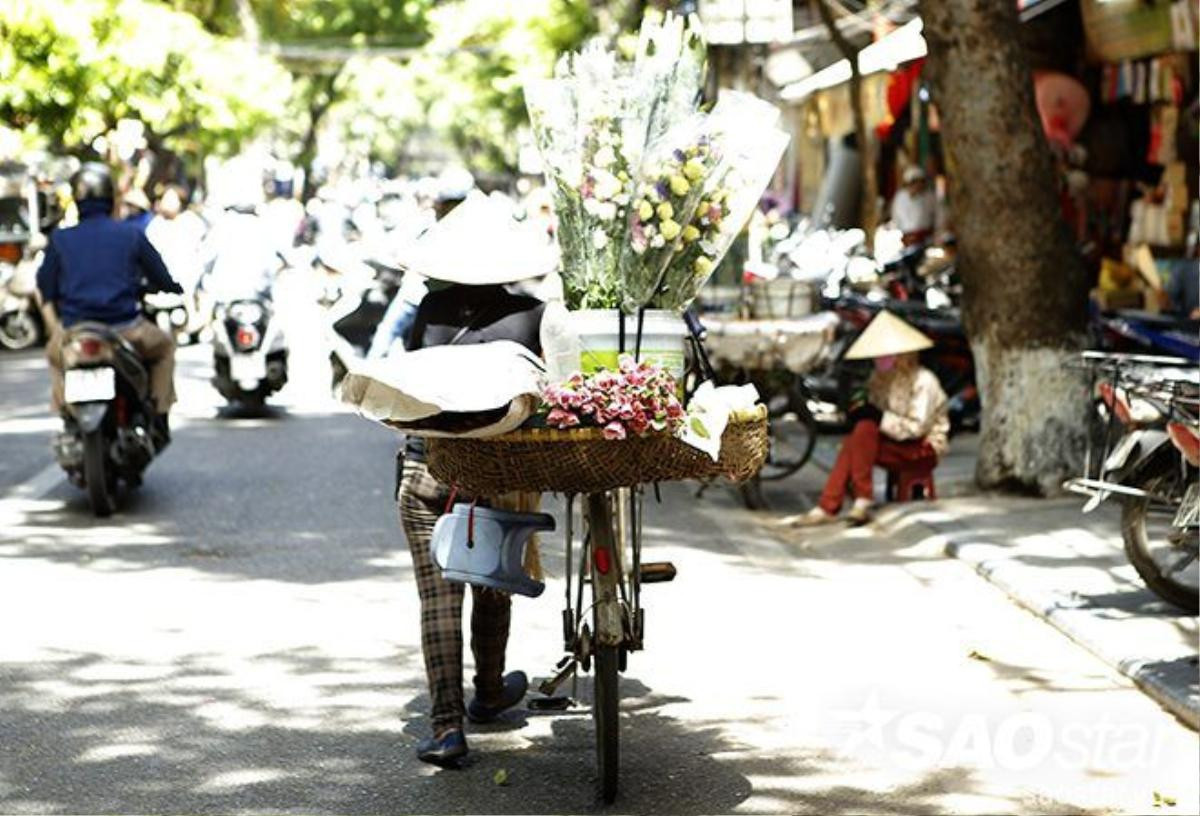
[71,162,115,203]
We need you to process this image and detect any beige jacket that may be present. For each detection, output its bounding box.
[868,365,950,457]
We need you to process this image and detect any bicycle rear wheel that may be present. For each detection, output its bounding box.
[758,379,818,481]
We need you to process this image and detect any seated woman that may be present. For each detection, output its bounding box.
[795,311,949,526]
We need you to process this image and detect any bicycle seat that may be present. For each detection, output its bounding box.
[431,503,555,598]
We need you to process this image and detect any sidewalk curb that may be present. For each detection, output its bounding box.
[900,509,1200,731]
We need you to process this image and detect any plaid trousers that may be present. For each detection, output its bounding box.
[398,459,511,732]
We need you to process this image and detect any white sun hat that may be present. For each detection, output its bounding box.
[844,310,934,360]
[405,191,559,285]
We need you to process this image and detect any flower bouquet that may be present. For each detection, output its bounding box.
[524,12,707,311]
[542,354,686,440]
[621,93,790,313]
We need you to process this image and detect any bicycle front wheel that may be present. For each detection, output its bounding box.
[594,643,620,803]
[585,492,622,803]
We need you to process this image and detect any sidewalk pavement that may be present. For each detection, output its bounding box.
[755,430,1199,731]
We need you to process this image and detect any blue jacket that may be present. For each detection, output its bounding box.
[37,199,181,327]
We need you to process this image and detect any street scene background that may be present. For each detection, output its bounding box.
[2,0,1199,813]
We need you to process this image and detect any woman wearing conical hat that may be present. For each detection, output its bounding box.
[394,192,557,767]
[794,311,950,526]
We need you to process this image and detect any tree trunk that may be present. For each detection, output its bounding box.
[814,0,878,253]
[295,70,342,202]
[920,0,1089,494]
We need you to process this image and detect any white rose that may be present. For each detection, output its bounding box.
[592,228,610,250]
[650,234,666,249]
[592,169,621,201]
[593,145,616,169]
[582,197,601,217]
[597,201,617,221]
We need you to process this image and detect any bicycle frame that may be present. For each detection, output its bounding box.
[541,489,645,696]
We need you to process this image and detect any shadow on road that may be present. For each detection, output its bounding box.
[0,645,1085,815]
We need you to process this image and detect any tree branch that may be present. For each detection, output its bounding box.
[813,0,879,251]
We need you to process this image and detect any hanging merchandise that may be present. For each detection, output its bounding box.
[1034,71,1091,149]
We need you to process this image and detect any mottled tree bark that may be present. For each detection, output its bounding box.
[919,0,1089,493]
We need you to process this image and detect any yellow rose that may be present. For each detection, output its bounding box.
[669,175,690,196]
[659,219,681,240]
[693,256,713,276]
[637,200,653,220]
[656,201,674,221]
[683,158,705,182]
[682,224,700,243]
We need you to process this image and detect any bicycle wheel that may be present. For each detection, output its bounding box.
[585,493,621,803]
[759,379,818,481]
[593,643,620,803]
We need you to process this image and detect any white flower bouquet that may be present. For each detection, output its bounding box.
[524,12,707,310]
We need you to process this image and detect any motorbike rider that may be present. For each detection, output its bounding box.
[37,162,182,443]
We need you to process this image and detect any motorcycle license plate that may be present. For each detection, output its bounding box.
[1173,482,1200,529]
[64,367,115,402]
[230,353,266,383]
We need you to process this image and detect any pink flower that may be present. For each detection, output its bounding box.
[603,421,627,441]
[666,400,684,419]
[547,407,580,428]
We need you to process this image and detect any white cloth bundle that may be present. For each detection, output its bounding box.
[340,340,546,437]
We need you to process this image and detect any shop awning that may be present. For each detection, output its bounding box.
[779,17,926,103]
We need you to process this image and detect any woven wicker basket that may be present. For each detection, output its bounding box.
[426,405,768,496]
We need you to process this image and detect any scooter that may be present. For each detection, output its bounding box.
[210,294,288,410]
[1065,352,1199,612]
[0,252,44,350]
[52,322,163,517]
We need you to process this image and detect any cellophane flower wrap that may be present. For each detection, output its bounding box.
[621,93,789,312]
[541,354,686,441]
[524,12,707,310]
[525,47,641,310]
[628,12,708,153]
[650,94,790,311]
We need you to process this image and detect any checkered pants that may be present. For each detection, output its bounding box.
[398,460,511,732]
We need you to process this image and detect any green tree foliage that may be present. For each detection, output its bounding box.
[408,0,600,176]
[0,0,288,158]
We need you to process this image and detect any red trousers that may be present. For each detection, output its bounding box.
[819,419,938,514]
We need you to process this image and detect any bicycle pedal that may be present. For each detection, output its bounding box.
[639,561,676,583]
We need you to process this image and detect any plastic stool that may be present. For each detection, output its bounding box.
[885,463,937,502]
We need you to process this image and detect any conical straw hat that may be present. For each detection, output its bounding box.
[844,310,933,360]
[405,191,558,285]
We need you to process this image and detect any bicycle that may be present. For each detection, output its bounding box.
[683,310,820,509]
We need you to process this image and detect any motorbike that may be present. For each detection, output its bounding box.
[210,294,288,409]
[0,249,44,350]
[1091,308,1200,362]
[1065,352,1199,612]
[52,322,163,517]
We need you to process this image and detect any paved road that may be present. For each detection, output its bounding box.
[1,282,1197,814]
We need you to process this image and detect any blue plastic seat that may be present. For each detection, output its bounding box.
[431,503,555,598]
